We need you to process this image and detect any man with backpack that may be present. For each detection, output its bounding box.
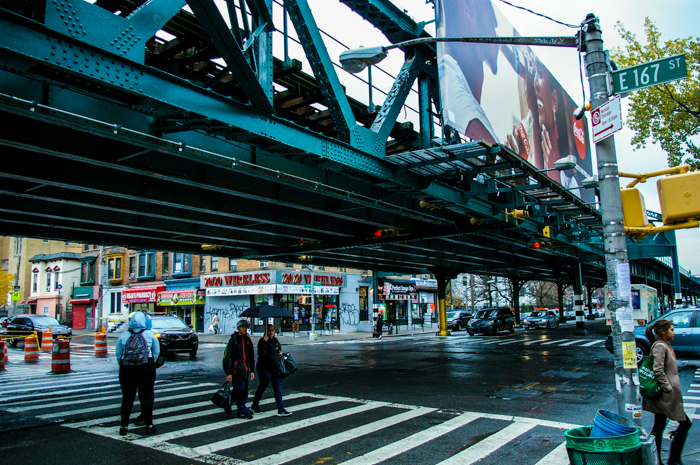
[223,319,255,419]
[115,312,160,436]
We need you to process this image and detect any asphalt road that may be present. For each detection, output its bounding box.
[2,321,699,464]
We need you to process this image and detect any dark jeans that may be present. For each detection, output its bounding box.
[231,377,249,412]
[119,360,156,427]
[252,365,284,410]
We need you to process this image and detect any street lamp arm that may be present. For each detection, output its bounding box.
[384,36,579,51]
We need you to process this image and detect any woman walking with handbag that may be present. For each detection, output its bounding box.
[250,324,291,417]
[643,318,692,465]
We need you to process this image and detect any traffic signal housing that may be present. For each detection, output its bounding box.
[374,229,399,238]
[529,240,554,250]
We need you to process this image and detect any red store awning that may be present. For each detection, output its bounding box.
[70,299,94,304]
[122,286,165,303]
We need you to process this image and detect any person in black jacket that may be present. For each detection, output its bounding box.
[251,324,292,417]
[223,319,255,419]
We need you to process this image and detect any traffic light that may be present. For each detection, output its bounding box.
[529,240,554,250]
[374,229,399,238]
[657,170,700,224]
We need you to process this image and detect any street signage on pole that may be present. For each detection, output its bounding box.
[612,54,688,94]
[591,95,622,143]
[11,291,20,301]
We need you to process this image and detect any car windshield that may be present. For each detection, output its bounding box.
[475,310,497,319]
[531,311,547,317]
[446,312,456,318]
[151,317,188,330]
[31,316,60,326]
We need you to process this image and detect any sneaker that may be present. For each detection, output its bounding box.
[237,411,254,419]
[277,409,292,417]
[250,406,261,414]
[119,426,128,436]
[145,425,157,434]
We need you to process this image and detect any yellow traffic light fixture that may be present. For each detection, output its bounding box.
[298,255,313,262]
[419,200,442,211]
[619,165,700,240]
[201,244,222,251]
[505,208,529,225]
[542,226,551,238]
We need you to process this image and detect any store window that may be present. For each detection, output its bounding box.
[137,252,155,280]
[359,286,369,321]
[172,253,191,277]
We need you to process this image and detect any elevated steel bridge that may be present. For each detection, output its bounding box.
[0,0,697,304]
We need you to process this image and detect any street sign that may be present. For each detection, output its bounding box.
[56,284,62,290]
[612,54,688,94]
[13,285,20,291]
[11,291,20,301]
[591,95,622,143]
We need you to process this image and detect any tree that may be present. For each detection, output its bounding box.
[526,281,559,308]
[0,270,16,306]
[611,19,700,169]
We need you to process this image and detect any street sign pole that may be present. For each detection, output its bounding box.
[582,14,642,426]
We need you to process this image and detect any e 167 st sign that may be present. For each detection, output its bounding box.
[613,54,688,94]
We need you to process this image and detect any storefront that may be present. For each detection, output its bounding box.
[411,277,438,324]
[122,284,165,315]
[70,285,98,330]
[157,288,206,332]
[377,278,416,326]
[201,270,361,333]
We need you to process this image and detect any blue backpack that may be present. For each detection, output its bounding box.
[122,329,150,366]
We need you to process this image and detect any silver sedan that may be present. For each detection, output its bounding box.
[523,310,560,329]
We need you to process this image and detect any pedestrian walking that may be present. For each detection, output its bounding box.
[250,324,292,417]
[292,309,299,334]
[642,318,692,465]
[223,319,255,419]
[116,312,160,436]
[374,316,384,338]
[212,313,220,335]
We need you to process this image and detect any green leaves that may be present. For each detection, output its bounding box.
[611,19,700,170]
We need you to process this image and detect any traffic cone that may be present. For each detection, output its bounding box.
[50,339,70,374]
[94,332,108,357]
[24,336,39,362]
[41,328,53,352]
[0,338,5,370]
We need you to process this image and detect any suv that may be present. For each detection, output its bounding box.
[605,307,699,364]
[468,308,515,336]
[446,310,472,331]
[6,315,72,348]
[150,315,199,361]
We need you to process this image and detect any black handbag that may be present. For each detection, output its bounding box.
[211,382,232,409]
[278,353,298,379]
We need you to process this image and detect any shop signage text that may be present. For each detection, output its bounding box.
[281,273,344,286]
[204,273,271,288]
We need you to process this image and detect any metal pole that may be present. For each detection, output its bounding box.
[582,14,641,426]
[12,237,21,313]
[572,262,587,335]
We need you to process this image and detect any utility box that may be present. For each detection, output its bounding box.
[620,188,648,228]
[657,171,700,224]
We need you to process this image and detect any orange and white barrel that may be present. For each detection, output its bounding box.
[0,338,5,370]
[50,339,71,374]
[41,328,53,352]
[24,336,39,362]
[94,332,108,357]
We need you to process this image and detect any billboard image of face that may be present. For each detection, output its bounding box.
[436,0,594,202]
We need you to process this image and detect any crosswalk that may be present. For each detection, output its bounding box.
[0,366,576,464]
[325,333,607,348]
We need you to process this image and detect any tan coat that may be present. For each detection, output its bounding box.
[642,341,686,421]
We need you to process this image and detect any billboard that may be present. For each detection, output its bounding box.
[436,0,594,202]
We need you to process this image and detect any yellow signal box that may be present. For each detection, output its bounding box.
[657,171,700,224]
[620,188,649,228]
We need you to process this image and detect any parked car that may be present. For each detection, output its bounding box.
[523,310,559,330]
[0,316,12,328]
[150,315,199,361]
[5,315,72,348]
[564,309,575,321]
[468,307,515,336]
[605,307,700,364]
[446,310,472,331]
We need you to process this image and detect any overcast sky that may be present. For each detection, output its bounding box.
[280,0,698,278]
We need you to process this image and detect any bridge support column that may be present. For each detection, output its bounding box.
[510,278,522,325]
[672,244,683,306]
[573,263,588,336]
[557,282,565,324]
[586,285,594,320]
[434,271,452,337]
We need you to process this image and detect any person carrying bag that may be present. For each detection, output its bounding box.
[642,318,692,465]
[250,324,292,417]
[223,319,255,419]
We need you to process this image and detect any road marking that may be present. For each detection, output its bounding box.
[243,407,436,465]
[523,339,550,345]
[6,383,215,412]
[683,403,700,409]
[542,339,574,345]
[479,340,510,345]
[0,371,111,386]
[0,380,188,403]
[534,442,569,465]
[558,340,586,346]
[0,374,116,394]
[580,340,605,346]
[436,422,536,465]
[341,412,481,465]
[497,340,522,345]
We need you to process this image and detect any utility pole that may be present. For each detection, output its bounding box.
[581,14,641,426]
[12,237,21,313]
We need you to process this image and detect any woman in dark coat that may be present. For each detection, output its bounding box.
[250,324,291,417]
[643,318,692,465]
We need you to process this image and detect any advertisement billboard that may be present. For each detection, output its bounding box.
[436,0,594,201]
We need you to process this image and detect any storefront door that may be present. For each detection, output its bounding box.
[195,306,204,333]
[73,304,86,329]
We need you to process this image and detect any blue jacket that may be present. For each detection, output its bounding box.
[116,312,160,362]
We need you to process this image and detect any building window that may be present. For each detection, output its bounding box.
[46,272,52,292]
[137,252,155,280]
[359,286,369,321]
[81,260,95,284]
[285,263,293,268]
[173,253,191,276]
[110,292,122,313]
[43,239,50,244]
[162,252,170,276]
[107,257,122,281]
[54,272,60,291]
[229,259,236,271]
[211,257,218,272]
[32,273,38,293]
[129,255,136,279]
[259,261,270,268]
[43,306,49,316]
[200,255,206,272]
[13,237,21,256]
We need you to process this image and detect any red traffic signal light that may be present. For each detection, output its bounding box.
[374,229,398,238]
[532,242,541,249]
[530,241,553,249]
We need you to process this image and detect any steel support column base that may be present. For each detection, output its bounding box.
[437,330,452,336]
[572,329,588,336]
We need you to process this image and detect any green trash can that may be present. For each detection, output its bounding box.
[565,426,642,465]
